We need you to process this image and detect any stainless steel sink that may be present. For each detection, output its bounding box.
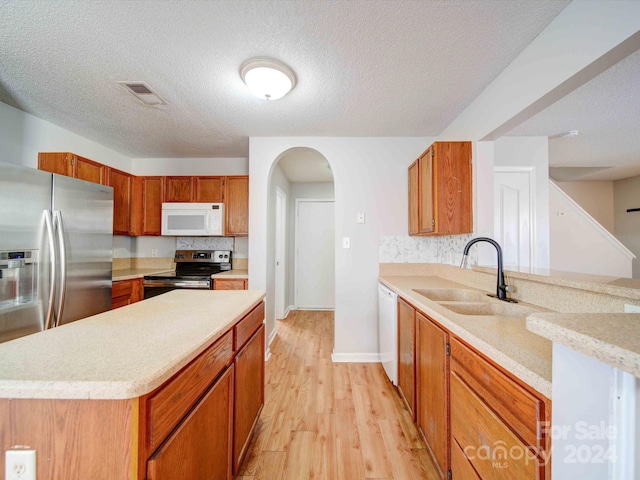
[412,288,487,302]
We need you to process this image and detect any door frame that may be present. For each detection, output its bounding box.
[275,187,287,320]
[493,166,537,268]
[294,198,335,310]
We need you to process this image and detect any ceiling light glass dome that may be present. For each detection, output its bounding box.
[240,58,297,100]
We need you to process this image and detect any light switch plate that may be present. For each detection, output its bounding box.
[342,237,351,249]
[357,212,365,224]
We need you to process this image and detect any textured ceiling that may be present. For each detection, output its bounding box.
[0,0,569,160]
[507,48,640,182]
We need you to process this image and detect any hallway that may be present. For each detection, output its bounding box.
[234,310,441,479]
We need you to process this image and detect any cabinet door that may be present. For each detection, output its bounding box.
[142,176,163,235]
[75,155,106,184]
[225,176,249,236]
[108,168,132,235]
[233,324,265,473]
[164,176,193,202]
[418,148,435,234]
[147,365,234,480]
[38,152,74,176]
[434,142,472,234]
[111,280,133,309]
[397,298,416,420]
[408,160,419,235]
[416,312,449,478]
[195,176,223,202]
[214,279,247,290]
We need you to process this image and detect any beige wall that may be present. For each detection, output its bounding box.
[614,175,640,278]
[556,181,615,233]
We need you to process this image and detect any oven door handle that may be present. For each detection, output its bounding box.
[143,280,211,288]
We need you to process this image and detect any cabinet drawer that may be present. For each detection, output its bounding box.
[451,337,546,452]
[112,280,133,299]
[451,437,481,480]
[146,331,233,452]
[234,302,264,351]
[451,372,543,480]
[214,279,247,290]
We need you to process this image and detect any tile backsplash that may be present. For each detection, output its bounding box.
[379,234,477,266]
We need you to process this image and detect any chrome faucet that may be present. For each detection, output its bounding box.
[460,237,516,303]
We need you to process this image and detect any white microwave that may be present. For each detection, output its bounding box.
[161,203,224,236]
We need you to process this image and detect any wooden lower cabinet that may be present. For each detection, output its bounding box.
[147,365,234,480]
[416,311,449,479]
[397,296,551,480]
[233,324,265,473]
[0,301,265,480]
[450,338,550,480]
[214,278,247,290]
[111,278,143,309]
[397,298,416,420]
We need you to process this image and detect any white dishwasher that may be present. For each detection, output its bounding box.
[378,282,398,385]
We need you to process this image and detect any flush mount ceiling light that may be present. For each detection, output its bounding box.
[240,58,297,100]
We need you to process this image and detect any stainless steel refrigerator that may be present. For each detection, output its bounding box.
[0,160,113,343]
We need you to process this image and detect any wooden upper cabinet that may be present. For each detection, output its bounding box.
[408,160,419,235]
[38,152,106,185]
[108,168,132,235]
[131,176,163,236]
[195,176,224,203]
[409,141,472,236]
[164,176,194,202]
[225,176,249,236]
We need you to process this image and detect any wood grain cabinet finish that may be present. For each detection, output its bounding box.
[107,167,133,235]
[147,366,234,480]
[111,278,142,309]
[397,297,416,420]
[131,176,163,236]
[38,152,106,184]
[164,176,194,202]
[225,175,249,236]
[195,176,224,202]
[214,278,248,291]
[416,311,450,479]
[408,141,472,236]
[450,338,550,480]
[233,324,265,474]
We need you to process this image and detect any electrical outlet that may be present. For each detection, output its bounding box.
[5,449,36,480]
[356,212,365,224]
[624,304,640,313]
[113,249,119,258]
[151,249,158,258]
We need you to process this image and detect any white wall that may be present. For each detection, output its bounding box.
[131,157,247,176]
[550,182,633,277]
[494,137,550,268]
[249,137,433,360]
[556,181,615,233]
[0,101,131,171]
[614,175,640,278]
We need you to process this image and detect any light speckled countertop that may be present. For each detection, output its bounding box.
[0,290,265,400]
[527,313,640,378]
[213,269,248,280]
[112,267,174,281]
[380,275,553,398]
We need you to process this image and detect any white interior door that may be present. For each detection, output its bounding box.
[275,188,287,319]
[494,168,535,269]
[295,200,335,309]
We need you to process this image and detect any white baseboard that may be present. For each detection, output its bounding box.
[265,348,272,362]
[331,352,381,363]
[267,326,277,346]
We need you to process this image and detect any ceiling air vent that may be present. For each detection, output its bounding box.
[118,81,168,106]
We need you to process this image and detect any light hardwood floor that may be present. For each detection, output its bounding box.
[234,310,441,480]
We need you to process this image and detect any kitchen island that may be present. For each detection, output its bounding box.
[0,289,266,480]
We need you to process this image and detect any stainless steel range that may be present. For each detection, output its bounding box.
[143,250,231,299]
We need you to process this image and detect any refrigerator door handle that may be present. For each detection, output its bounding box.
[53,210,67,328]
[43,210,57,330]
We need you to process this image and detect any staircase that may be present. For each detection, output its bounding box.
[549,181,634,278]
